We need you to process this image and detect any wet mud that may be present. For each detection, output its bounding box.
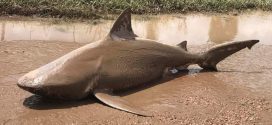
[0,12,272,124]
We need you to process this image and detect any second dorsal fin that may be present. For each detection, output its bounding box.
[108,8,138,40]
[177,41,188,51]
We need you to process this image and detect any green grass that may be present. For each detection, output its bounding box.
[1,0,272,19]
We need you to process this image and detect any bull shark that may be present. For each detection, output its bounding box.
[17,8,259,116]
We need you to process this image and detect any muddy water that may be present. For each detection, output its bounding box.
[1,11,272,45]
[0,12,272,124]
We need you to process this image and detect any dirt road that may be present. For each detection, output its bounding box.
[0,41,271,124]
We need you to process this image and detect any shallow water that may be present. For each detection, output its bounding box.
[0,11,271,45]
[0,12,272,124]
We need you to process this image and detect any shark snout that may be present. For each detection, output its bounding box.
[17,75,43,94]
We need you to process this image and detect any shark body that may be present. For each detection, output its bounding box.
[17,9,259,116]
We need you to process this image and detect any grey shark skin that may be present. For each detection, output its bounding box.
[17,9,259,116]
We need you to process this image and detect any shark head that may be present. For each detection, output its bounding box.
[17,46,103,100]
[17,67,95,100]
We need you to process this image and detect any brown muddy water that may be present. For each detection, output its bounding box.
[0,11,272,124]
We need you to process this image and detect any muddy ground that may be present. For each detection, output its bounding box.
[0,41,271,125]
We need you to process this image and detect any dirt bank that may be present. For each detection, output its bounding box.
[1,0,272,19]
[0,41,271,124]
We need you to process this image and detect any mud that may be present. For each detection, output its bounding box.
[1,12,272,124]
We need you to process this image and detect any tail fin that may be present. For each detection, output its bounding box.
[199,40,259,71]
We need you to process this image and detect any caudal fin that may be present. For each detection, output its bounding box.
[199,40,259,71]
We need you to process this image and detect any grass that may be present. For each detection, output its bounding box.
[0,0,272,19]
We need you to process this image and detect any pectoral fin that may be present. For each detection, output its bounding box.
[94,89,151,117]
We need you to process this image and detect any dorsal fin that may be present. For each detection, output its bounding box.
[108,8,138,40]
[177,41,188,51]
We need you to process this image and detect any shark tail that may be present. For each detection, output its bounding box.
[198,40,259,71]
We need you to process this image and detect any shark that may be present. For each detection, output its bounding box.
[17,8,259,116]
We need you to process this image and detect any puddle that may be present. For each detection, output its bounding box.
[0,11,271,45]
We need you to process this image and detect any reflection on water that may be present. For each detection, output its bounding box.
[0,11,271,45]
[209,16,238,44]
[0,21,113,43]
[1,23,4,41]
